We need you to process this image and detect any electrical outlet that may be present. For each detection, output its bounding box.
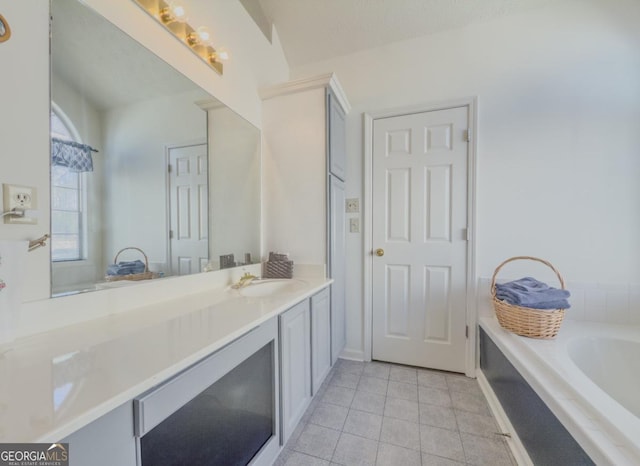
[3,184,37,224]
[349,217,360,233]
[346,198,359,213]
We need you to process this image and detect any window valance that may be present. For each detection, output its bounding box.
[51,137,97,172]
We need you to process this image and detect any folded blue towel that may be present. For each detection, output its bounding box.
[506,277,550,292]
[496,278,570,309]
[521,299,571,310]
[107,260,146,276]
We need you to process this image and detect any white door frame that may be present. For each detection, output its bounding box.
[363,97,478,377]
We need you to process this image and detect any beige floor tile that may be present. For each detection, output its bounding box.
[383,397,419,423]
[332,432,378,466]
[376,442,421,466]
[380,417,421,451]
[343,409,383,440]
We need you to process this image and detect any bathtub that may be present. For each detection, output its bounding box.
[569,336,640,419]
[479,316,640,465]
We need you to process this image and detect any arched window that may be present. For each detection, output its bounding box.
[51,104,87,262]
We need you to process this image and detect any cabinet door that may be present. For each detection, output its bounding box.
[62,401,137,466]
[329,176,346,364]
[327,89,347,181]
[311,287,332,394]
[279,299,311,444]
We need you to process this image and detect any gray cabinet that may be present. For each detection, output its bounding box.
[329,176,346,364]
[279,299,312,444]
[311,288,332,394]
[327,85,347,365]
[327,89,347,181]
[62,401,137,466]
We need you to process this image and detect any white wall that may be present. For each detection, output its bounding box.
[262,88,327,265]
[0,1,50,301]
[0,0,289,305]
[291,0,640,357]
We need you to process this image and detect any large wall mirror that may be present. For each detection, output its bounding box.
[50,0,261,296]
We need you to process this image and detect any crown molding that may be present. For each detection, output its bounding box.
[259,72,351,114]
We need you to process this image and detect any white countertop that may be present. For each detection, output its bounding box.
[0,277,331,443]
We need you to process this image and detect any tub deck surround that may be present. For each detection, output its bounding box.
[480,316,640,465]
[0,273,332,444]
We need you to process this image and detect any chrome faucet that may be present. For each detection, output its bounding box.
[232,272,258,289]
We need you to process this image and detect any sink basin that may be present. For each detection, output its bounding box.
[238,279,306,297]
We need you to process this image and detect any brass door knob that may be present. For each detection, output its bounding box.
[375,248,384,257]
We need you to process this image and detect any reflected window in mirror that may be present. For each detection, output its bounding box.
[50,105,88,262]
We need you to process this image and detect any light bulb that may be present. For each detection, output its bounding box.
[170,3,186,20]
[195,27,211,42]
[217,48,229,61]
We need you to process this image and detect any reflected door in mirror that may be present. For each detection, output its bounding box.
[169,143,209,275]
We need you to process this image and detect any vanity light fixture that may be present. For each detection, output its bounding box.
[132,0,225,75]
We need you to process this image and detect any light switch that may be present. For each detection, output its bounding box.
[349,218,360,233]
[346,198,359,213]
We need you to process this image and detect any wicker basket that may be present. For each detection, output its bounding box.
[491,256,566,339]
[105,247,157,282]
[264,260,293,279]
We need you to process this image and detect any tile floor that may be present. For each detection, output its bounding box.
[274,359,517,466]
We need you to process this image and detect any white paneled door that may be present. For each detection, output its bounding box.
[169,143,208,276]
[372,107,469,372]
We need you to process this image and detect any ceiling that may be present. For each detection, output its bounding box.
[255,0,565,67]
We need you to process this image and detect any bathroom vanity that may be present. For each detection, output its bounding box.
[0,277,333,466]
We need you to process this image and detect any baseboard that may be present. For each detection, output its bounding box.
[477,370,533,466]
[338,348,365,361]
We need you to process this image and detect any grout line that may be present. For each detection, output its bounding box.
[418,396,424,465]
[452,408,468,464]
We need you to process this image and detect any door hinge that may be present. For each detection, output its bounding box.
[462,228,470,241]
[465,325,469,339]
[464,129,471,142]
[169,229,174,239]
[168,164,172,173]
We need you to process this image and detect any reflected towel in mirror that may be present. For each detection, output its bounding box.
[106,260,146,276]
